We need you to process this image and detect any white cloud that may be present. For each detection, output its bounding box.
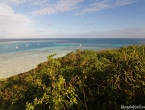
[22,26,145,38]
[75,0,136,15]
[0,0,27,5]
[114,0,136,6]
[0,0,50,7]
[0,3,35,38]
[82,26,145,38]
[45,26,145,38]
[32,0,83,16]
[77,22,95,26]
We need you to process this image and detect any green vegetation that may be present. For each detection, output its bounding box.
[0,45,145,110]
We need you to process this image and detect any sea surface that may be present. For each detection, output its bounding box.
[1,38,145,54]
[0,38,145,78]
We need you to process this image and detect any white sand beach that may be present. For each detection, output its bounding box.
[0,50,68,78]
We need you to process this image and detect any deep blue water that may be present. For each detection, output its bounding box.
[0,38,145,55]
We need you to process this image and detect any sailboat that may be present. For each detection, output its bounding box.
[16,45,18,49]
[79,43,82,46]
[38,43,39,45]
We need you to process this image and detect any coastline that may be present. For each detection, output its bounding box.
[0,51,67,78]
[1,38,144,79]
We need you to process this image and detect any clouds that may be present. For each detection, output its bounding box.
[38,26,145,38]
[69,26,145,38]
[32,0,84,16]
[0,0,139,16]
[0,4,34,27]
[0,0,27,5]
[0,0,138,17]
[29,0,137,16]
[0,0,144,38]
[77,22,95,26]
[0,0,84,16]
[56,26,145,38]
[0,3,34,38]
[75,0,136,15]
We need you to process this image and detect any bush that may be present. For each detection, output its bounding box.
[0,45,145,110]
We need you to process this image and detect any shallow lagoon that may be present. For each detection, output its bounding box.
[0,38,145,78]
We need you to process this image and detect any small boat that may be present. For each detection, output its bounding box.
[38,43,39,45]
[26,43,29,46]
[16,45,18,49]
[79,43,82,46]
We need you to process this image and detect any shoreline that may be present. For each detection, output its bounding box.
[0,51,67,78]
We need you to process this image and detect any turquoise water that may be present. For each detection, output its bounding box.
[0,38,145,55]
[0,38,145,78]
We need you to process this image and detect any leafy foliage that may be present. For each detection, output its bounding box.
[0,45,145,110]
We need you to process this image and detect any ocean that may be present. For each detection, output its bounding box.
[0,38,145,78]
[1,38,145,54]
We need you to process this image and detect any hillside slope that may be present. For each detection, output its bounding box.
[0,45,145,110]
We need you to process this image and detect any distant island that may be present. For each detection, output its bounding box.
[0,45,145,110]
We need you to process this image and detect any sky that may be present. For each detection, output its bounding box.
[0,0,145,38]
